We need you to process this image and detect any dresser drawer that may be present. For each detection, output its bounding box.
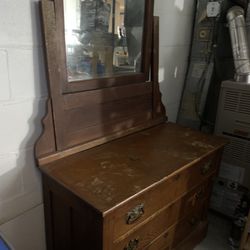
[144,181,211,250]
[173,221,208,250]
[172,202,206,248]
[144,227,175,250]
[113,201,179,250]
[109,152,218,240]
[112,180,211,250]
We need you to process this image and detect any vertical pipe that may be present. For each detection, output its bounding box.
[227,6,250,83]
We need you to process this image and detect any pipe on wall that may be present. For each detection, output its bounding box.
[227,5,250,83]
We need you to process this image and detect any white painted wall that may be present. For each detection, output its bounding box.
[0,0,195,249]
[155,0,195,122]
[0,0,47,249]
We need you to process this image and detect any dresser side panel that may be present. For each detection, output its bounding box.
[42,174,103,250]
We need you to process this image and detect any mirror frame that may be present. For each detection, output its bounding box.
[36,0,166,165]
[53,0,154,93]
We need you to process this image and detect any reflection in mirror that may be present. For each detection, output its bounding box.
[64,0,145,82]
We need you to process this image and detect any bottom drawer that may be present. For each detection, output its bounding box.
[174,221,208,250]
[144,227,175,250]
[172,201,206,248]
[113,181,211,250]
[144,198,207,250]
[113,200,179,250]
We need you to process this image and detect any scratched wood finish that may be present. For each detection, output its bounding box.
[110,154,218,240]
[42,172,211,250]
[40,123,227,250]
[40,123,226,213]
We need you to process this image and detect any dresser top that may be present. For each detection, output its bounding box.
[39,123,227,214]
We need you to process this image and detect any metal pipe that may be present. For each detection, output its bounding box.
[227,6,250,84]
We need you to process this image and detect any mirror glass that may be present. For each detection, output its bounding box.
[64,0,145,82]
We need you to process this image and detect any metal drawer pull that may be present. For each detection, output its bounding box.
[201,161,212,175]
[124,238,139,250]
[126,204,144,224]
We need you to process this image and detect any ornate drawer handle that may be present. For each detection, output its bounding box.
[200,161,212,175]
[126,204,144,224]
[124,239,139,250]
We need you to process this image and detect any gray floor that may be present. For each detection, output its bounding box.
[195,213,234,250]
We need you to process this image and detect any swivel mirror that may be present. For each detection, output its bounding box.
[64,0,145,82]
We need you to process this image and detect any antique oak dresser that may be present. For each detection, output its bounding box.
[36,0,227,249]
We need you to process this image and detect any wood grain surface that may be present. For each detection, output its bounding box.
[40,123,227,214]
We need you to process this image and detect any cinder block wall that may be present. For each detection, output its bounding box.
[0,0,47,249]
[0,0,194,249]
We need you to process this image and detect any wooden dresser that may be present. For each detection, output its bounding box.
[40,123,226,250]
[37,1,227,249]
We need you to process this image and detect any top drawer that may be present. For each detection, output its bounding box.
[106,152,219,240]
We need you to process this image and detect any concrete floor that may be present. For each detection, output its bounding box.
[195,213,234,250]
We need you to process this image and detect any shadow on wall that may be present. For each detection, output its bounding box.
[0,0,192,249]
[0,2,47,250]
[156,0,195,122]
